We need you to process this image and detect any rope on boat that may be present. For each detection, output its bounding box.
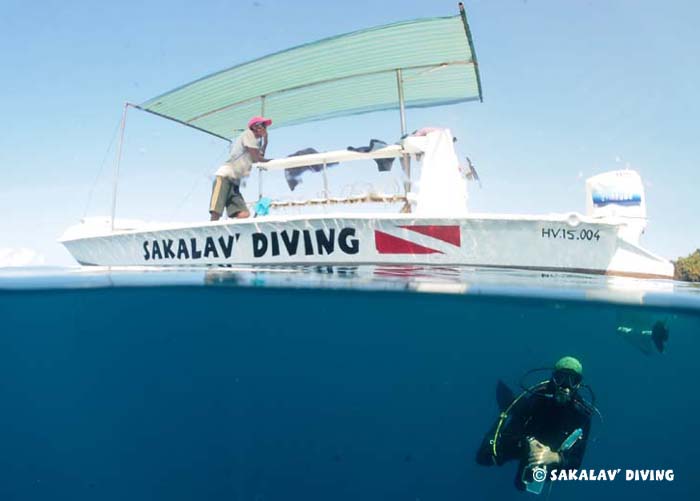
[268,193,408,208]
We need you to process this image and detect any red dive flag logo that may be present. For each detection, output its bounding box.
[374,225,461,254]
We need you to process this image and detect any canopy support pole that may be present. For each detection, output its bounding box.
[396,69,412,212]
[258,168,264,201]
[131,104,232,142]
[110,102,131,232]
[396,69,407,137]
[256,96,267,202]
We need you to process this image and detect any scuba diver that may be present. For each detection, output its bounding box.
[617,319,669,355]
[476,356,597,494]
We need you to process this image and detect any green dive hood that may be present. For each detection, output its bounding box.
[554,356,583,376]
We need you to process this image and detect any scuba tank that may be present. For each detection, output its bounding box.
[522,428,583,495]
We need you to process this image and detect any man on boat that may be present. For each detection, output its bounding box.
[209,116,271,220]
[476,356,594,492]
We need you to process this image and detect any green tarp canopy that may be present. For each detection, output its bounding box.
[138,6,482,141]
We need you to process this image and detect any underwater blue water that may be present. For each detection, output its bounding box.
[0,266,699,500]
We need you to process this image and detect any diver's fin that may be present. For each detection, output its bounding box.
[651,321,669,354]
[618,324,653,355]
[496,380,516,411]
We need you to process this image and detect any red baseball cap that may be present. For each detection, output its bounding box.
[248,116,272,128]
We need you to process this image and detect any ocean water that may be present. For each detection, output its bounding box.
[0,266,699,501]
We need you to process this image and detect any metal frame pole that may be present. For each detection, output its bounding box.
[258,167,264,200]
[396,69,411,211]
[110,102,130,231]
[257,95,267,201]
[396,69,407,137]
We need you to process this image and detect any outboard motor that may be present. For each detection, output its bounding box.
[585,170,647,243]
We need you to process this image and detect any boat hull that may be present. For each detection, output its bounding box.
[60,214,674,278]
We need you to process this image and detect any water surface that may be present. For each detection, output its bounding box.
[1,266,698,500]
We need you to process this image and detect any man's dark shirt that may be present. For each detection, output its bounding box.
[476,384,592,489]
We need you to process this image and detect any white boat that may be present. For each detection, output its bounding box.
[60,4,674,279]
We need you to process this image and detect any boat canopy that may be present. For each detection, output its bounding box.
[138,6,482,140]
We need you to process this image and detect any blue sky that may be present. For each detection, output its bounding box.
[1,0,698,266]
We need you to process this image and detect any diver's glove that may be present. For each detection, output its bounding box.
[528,438,561,466]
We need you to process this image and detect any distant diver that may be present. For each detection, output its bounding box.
[476,356,599,494]
[617,320,669,355]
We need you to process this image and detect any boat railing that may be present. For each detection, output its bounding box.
[267,193,408,209]
[252,143,419,209]
[251,144,411,171]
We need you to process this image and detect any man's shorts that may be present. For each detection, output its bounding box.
[209,176,248,217]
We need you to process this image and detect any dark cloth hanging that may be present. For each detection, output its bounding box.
[284,139,394,191]
[347,139,395,172]
[284,148,339,191]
